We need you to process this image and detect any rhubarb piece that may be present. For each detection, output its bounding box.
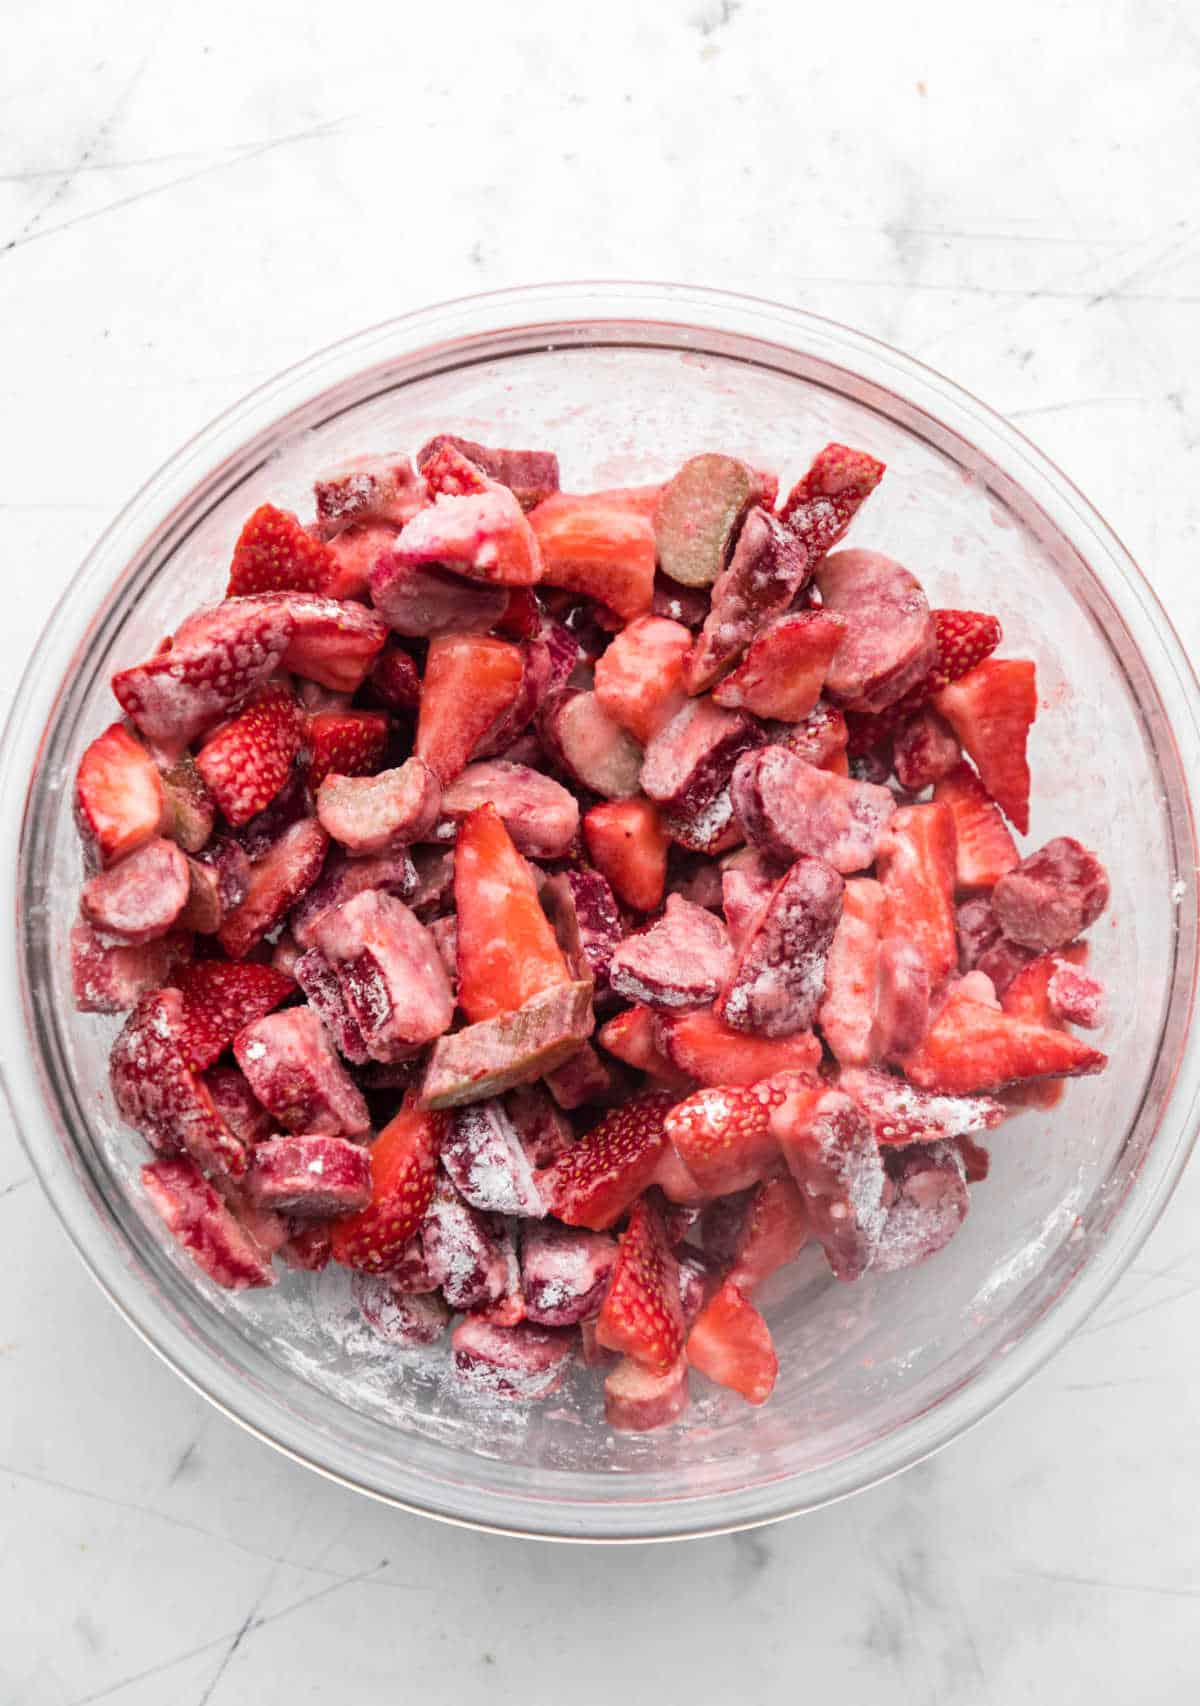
[158,754,216,853]
[817,877,885,1067]
[454,803,572,1024]
[543,1043,617,1109]
[392,487,541,586]
[770,1081,887,1281]
[731,745,895,873]
[203,1065,272,1149]
[313,454,426,530]
[230,766,315,859]
[778,442,885,557]
[712,610,845,722]
[111,989,249,1179]
[71,918,191,1014]
[655,1007,821,1087]
[504,1084,573,1168]
[583,798,670,912]
[75,723,166,868]
[992,837,1110,952]
[596,1194,684,1374]
[655,454,756,588]
[80,836,189,944]
[875,802,959,988]
[142,1157,276,1289]
[173,959,296,1073]
[540,868,623,989]
[227,503,335,596]
[420,1174,514,1310]
[604,1353,690,1431]
[409,846,455,919]
[685,507,811,692]
[609,895,734,1012]
[367,642,422,711]
[726,1174,810,1295]
[451,1318,575,1401]
[217,818,329,958]
[369,553,510,636]
[593,615,692,742]
[353,1276,450,1345]
[329,1103,445,1272]
[234,1007,371,1136]
[419,980,594,1109]
[305,709,390,791]
[113,599,294,757]
[316,758,441,854]
[180,837,252,933]
[530,491,656,620]
[901,983,1107,1094]
[442,1098,545,1217]
[522,1222,618,1326]
[773,699,850,769]
[653,572,710,627]
[290,846,417,948]
[538,1090,675,1229]
[313,890,454,1056]
[293,948,369,1063]
[1047,960,1105,1028]
[874,1142,969,1273]
[872,937,930,1062]
[641,696,762,820]
[278,1219,334,1270]
[716,855,844,1037]
[815,550,938,713]
[661,783,742,856]
[840,1066,1004,1147]
[687,1279,777,1404]
[248,1134,372,1216]
[415,434,560,510]
[415,632,524,784]
[892,707,961,792]
[934,658,1037,834]
[720,849,779,949]
[934,762,1019,891]
[537,688,644,799]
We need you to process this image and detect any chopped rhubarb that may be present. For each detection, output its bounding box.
[815,550,938,713]
[655,454,756,588]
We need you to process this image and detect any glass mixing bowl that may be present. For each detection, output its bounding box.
[2,284,1198,1541]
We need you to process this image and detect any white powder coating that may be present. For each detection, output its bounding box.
[307,1157,325,1176]
[442,1102,544,1217]
[242,1039,266,1062]
[874,1145,968,1274]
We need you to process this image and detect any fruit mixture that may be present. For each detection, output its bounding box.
[72,433,1111,1430]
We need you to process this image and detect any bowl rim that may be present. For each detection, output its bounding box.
[3,279,1198,1541]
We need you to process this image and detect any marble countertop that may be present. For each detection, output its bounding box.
[3,1,1199,1700]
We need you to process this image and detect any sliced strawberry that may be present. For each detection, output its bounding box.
[875,802,959,988]
[816,876,885,1068]
[652,1142,708,1205]
[453,803,571,1024]
[393,487,542,586]
[530,491,657,620]
[727,1174,810,1295]
[655,1007,821,1087]
[202,1064,272,1148]
[416,435,560,510]
[992,837,1109,951]
[774,699,849,770]
[838,1065,1005,1146]
[415,632,525,784]
[770,1081,887,1280]
[604,1353,690,1431]
[1048,960,1105,1028]
[921,608,1004,699]
[217,817,329,958]
[367,643,422,712]
[871,936,931,1063]
[322,521,401,600]
[686,1279,777,1405]
[142,1157,276,1289]
[595,1194,685,1374]
[80,836,190,945]
[934,658,1037,834]
[663,1078,799,1195]
[329,1103,445,1273]
[173,959,295,1073]
[597,1004,692,1086]
[593,615,692,743]
[538,1090,675,1230]
[933,762,1019,891]
[313,454,426,530]
[227,504,335,596]
[111,989,249,1179]
[305,709,389,790]
[583,798,670,913]
[712,610,845,722]
[248,1134,372,1217]
[75,723,166,868]
[316,758,441,855]
[778,442,886,557]
[609,895,734,1012]
[902,982,1106,1093]
[685,507,811,692]
[195,685,302,828]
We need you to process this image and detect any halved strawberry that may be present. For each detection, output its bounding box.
[217,817,330,959]
[933,761,1019,891]
[902,980,1106,1094]
[393,487,542,586]
[664,1078,806,1195]
[538,1090,676,1230]
[597,1005,693,1087]
[75,722,166,868]
[935,658,1036,834]
[195,685,302,827]
[595,1194,685,1375]
[367,644,422,713]
[582,798,670,912]
[779,442,886,559]
[816,876,885,1069]
[227,504,335,597]
[838,1065,1005,1146]
[172,959,296,1073]
[415,632,524,785]
[711,610,845,722]
[770,1081,887,1280]
[686,1278,777,1405]
[530,491,657,620]
[655,1008,822,1087]
[593,615,692,743]
[726,1174,810,1295]
[329,1103,446,1273]
[304,709,390,790]
[454,803,571,1024]
[110,988,249,1179]
[875,802,959,988]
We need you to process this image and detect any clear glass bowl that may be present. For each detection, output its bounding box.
[3,284,1198,1542]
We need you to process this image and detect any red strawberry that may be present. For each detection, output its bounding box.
[415,632,525,785]
[593,615,692,744]
[582,798,670,913]
[875,802,959,988]
[726,1174,810,1295]
[329,1103,446,1273]
[538,1090,675,1230]
[142,1157,276,1289]
[663,1077,811,1196]
[838,1065,1005,1146]
[596,1005,693,1087]
[686,1278,778,1405]
[173,959,296,1073]
[75,722,165,868]
[110,988,250,1179]
[841,610,1003,746]
[711,609,846,723]
[454,803,572,1024]
[530,491,657,621]
[368,644,422,713]
[217,817,330,959]
[933,762,1019,891]
[935,658,1037,834]
[305,709,390,789]
[227,504,335,597]
[196,686,302,827]
[595,1194,685,1375]
[901,981,1106,1094]
[655,1008,822,1088]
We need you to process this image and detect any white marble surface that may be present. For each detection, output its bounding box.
[3,0,1200,1699]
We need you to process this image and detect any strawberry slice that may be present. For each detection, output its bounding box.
[529,491,657,620]
[72,918,192,1015]
[778,442,886,559]
[838,1065,1005,1146]
[875,802,959,988]
[538,1090,676,1230]
[454,803,572,1024]
[596,1004,693,1087]
[142,1157,276,1289]
[583,798,670,913]
[726,1174,810,1295]
[922,609,1004,698]
[686,1278,777,1405]
[329,1103,446,1273]
[217,817,329,959]
[664,1077,802,1195]
[654,1008,821,1087]
[595,1194,685,1374]
[1048,960,1105,1028]
[892,707,961,791]
[227,504,335,597]
[685,507,811,693]
[111,988,250,1179]
[248,1134,372,1217]
[816,876,884,1069]
[195,685,302,827]
[933,761,1019,891]
[593,615,692,744]
[393,487,542,586]
[934,658,1037,834]
[711,610,845,722]
[415,632,525,785]
[901,981,1106,1094]
[305,709,389,790]
[75,723,166,868]
[416,435,560,510]
[173,959,296,1073]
